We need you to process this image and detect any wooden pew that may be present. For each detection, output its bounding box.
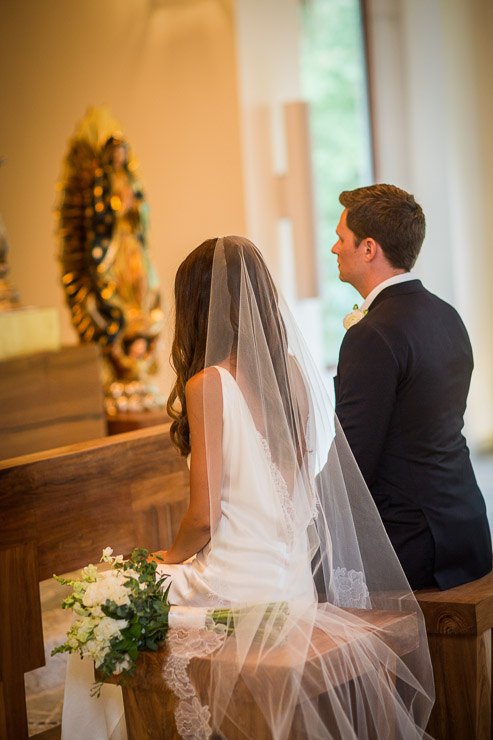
[0,424,189,740]
[416,570,493,740]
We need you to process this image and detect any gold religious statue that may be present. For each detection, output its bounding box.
[57,107,165,414]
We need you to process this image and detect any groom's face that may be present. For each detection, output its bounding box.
[331,209,363,287]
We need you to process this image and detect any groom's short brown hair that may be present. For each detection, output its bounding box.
[339,184,425,271]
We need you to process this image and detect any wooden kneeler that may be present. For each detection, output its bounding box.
[416,569,493,740]
[103,608,419,740]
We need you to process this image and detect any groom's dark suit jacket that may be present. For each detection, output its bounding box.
[334,280,492,590]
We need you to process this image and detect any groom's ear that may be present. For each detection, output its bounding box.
[362,238,378,262]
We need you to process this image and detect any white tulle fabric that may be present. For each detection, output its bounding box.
[158,238,434,739]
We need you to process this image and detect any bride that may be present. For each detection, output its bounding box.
[62,235,434,739]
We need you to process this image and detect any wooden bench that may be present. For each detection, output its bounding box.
[0,424,189,740]
[416,570,493,740]
[104,607,419,740]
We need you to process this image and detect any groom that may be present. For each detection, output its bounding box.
[332,184,492,590]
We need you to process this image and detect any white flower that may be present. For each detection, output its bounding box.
[83,639,111,667]
[101,547,114,561]
[123,568,140,581]
[94,616,128,643]
[113,654,132,675]
[82,571,131,608]
[73,580,88,594]
[81,564,98,581]
[343,305,367,330]
[101,547,125,565]
[75,617,96,642]
[73,602,86,616]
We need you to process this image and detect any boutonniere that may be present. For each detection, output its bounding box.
[343,304,368,331]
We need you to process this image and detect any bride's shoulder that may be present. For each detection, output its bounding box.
[185,366,223,404]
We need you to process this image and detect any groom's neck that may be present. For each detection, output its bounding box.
[356,267,406,299]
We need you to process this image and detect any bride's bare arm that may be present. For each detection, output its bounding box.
[158,367,223,564]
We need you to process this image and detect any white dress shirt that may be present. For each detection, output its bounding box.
[360,273,416,311]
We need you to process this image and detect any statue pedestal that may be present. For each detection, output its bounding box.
[106,410,169,436]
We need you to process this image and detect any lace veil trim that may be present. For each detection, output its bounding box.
[163,626,226,740]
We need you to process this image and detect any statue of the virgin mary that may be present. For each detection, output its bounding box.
[58,107,165,414]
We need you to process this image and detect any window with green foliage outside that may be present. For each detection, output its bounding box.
[299,0,373,367]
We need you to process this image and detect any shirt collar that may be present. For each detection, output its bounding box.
[360,273,415,311]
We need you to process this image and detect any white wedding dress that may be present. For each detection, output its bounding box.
[61,366,314,740]
[157,366,315,607]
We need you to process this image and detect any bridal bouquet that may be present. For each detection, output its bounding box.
[53,547,288,695]
[52,547,172,693]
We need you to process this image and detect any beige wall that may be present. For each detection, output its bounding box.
[440,0,493,451]
[0,0,245,396]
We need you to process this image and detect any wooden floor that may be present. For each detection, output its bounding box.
[24,575,72,737]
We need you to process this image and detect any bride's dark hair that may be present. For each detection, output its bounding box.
[167,236,298,458]
[167,239,215,457]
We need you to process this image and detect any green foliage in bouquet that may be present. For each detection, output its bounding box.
[52,547,171,694]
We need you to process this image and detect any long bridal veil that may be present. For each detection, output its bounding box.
[167,236,434,739]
